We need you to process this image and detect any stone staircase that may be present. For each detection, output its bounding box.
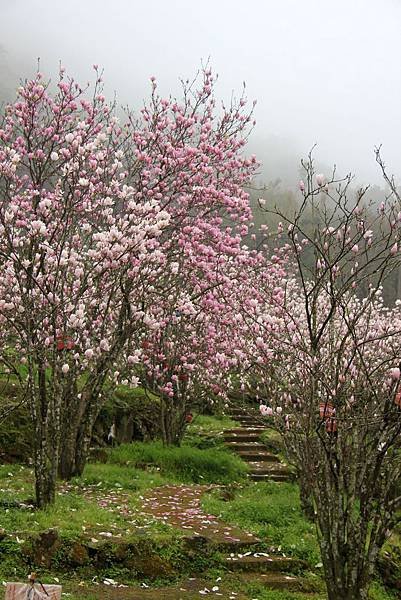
[139,483,314,593]
[224,408,292,483]
[218,409,319,593]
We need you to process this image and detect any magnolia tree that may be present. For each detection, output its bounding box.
[115,69,260,444]
[135,244,270,444]
[244,154,401,600]
[0,66,260,505]
[0,70,173,505]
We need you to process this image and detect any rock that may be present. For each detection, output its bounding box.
[39,529,59,549]
[112,542,176,578]
[183,535,210,553]
[69,541,90,566]
[128,554,176,578]
[22,529,61,568]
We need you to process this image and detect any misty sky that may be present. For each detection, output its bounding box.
[0,0,400,186]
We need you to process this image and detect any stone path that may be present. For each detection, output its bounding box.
[224,408,292,483]
[72,409,308,597]
[138,465,307,595]
[141,484,258,547]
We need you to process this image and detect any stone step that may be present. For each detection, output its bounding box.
[237,451,281,462]
[234,421,264,428]
[225,554,303,573]
[250,473,291,482]
[231,411,260,417]
[232,416,262,424]
[247,461,290,473]
[212,538,262,552]
[225,442,278,455]
[231,413,260,419]
[228,409,249,416]
[224,434,262,443]
[238,572,317,592]
[88,579,250,599]
[224,427,266,435]
[225,423,267,431]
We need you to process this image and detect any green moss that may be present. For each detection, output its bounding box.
[0,492,127,538]
[184,414,237,449]
[0,383,163,464]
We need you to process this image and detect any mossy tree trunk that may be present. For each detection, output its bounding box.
[30,362,60,508]
[160,385,190,446]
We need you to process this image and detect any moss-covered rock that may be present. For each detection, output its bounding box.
[69,541,90,567]
[22,529,62,568]
[12,532,221,580]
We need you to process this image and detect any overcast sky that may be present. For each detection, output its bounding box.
[0,0,400,186]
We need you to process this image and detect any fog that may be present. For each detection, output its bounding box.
[0,0,400,187]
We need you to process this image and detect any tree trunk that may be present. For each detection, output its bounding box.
[58,425,78,479]
[33,432,57,508]
[298,470,314,521]
[58,385,103,479]
[73,397,103,476]
[58,384,85,479]
[320,534,371,600]
[73,419,94,476]
[58,416,96,478]
[34,456,57,508]
[326,582,369,600]
[30,366,60,508]
[160,396,187,446]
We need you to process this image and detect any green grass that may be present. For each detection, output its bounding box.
[245,581,401,600]
[0,463,169,539]
[184,413,237,449]
[202,481,320,565]
[108,440,248,484]
[259,428,285,455]
[0,463,34,499]
[0,433,399,599]
[243,590,326,600]
[187,414,237,434]
[0,491,125,537]
[74,462,167,491]
[369,581,399,599]
[0,436,248,544]
[244,574,395,600]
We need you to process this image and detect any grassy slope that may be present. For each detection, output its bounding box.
[108,439,248,484]
[0,413,399,599]
[202,481,320,565]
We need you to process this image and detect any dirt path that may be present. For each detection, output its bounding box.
[141,484,258,546]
